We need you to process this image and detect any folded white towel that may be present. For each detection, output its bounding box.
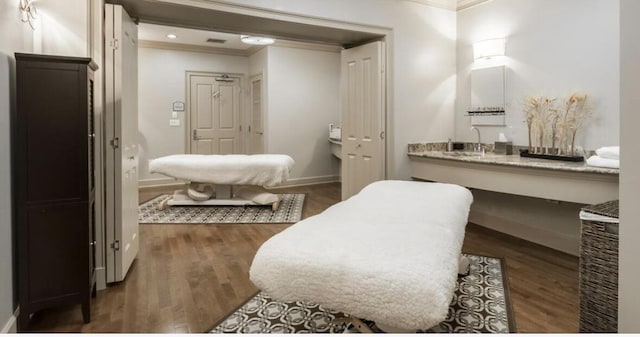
[586,155,619,169]
[595,146,619,160]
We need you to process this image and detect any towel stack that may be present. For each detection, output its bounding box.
[586,146,619,169]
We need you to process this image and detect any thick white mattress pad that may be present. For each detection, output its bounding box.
[148,154,295,187]
[249,180,473,330]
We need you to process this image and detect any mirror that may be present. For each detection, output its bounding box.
[470,65,506,126]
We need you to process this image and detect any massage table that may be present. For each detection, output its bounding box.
[249,180,473,332]
[148,154,295,210]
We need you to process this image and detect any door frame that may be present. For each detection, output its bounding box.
[92,0,393,289]
[185,71,245,154]
[248,73,265,154]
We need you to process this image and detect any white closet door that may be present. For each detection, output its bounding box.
[105,3,139,283]
[341,41,386,200]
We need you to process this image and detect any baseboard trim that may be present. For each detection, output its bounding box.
[139,176,340,189]
[268,175,340,189]
[95,267,107,291]
[1,308,19,333]
[138,178,186,189]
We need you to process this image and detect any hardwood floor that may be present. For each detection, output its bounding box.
[26,182,578,333]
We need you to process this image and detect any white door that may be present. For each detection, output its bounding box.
[188,73,242,154]
[341,41,386,200]
[249,74,265,154]
[104,4,139,283]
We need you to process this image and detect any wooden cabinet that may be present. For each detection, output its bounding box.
[13,53,98,330]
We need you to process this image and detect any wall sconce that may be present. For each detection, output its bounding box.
[473,38,506,60]
[19,0,38,30]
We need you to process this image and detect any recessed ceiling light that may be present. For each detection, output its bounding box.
[167,34,177,39]
[240,35,275,45]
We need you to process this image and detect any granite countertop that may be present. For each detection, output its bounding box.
[408,143,619,175]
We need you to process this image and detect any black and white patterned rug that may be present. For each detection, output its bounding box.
[209,255,515,333]
[138,194,305,224]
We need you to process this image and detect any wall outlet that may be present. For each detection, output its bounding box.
[169,119,180,127]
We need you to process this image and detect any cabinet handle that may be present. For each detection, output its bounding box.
[89,241,96,246]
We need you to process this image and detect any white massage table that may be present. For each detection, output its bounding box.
[148,154,295,210]
[249,180,473,332]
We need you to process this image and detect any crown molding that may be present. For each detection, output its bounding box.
[400,0,457,11]
[457,0,491,11]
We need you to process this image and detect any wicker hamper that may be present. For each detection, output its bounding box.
[579,200,619,332]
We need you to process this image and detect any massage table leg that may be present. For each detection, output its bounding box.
[459,255,470,275]
[334,317,374,333]
[155,184,282,210]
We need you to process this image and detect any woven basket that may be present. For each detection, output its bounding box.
[579,200,619,332]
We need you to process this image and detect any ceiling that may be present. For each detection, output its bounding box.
[107,0,384,47]
[138,23,252,50]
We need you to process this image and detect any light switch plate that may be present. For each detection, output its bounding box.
[169,119,180,126]
[171,111,178,118]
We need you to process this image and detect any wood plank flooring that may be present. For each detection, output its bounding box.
[25,182,578,333]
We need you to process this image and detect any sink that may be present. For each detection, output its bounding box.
[443,151,484,157]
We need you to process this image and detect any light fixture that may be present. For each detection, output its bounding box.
[167,34,177,39]
[473,38,506,60]
[19,0,37,30]
[240,35,275,45]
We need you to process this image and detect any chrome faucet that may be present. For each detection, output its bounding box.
[470,126,482,152]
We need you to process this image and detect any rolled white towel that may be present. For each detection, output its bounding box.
[586,155,619,169]
[595,146,619,160]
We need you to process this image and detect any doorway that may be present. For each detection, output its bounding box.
[98,0,392,288]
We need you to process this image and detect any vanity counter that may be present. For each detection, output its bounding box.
[408,144,618,205]
[408,150,619,175]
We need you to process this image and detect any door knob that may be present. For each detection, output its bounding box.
[192,129,199,140]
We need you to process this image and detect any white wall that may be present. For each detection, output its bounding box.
[0,0,89,331]
[619,0,640,331]
[139,44,341,184]
[453,0,620,255]
[455,0,620,150]
[0,2,33,331]
[265,46,340,181]
[36,1,88,56]
[216,0,458,180]
[138,47,249,182]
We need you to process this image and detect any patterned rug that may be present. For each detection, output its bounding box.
[138,194,305,224]
[209,254,516,333]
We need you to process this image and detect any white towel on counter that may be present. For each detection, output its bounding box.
[586,155,619,169]
[595,146,619,160]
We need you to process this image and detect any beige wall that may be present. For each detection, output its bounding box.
[619,0,640,331]
[139,44,341,184]
[264,46,341,182]
[0,0,89,331]
[138,47,249,183]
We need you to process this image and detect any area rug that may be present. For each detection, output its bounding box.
[209,254,515,333]
[138,194,305,224]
